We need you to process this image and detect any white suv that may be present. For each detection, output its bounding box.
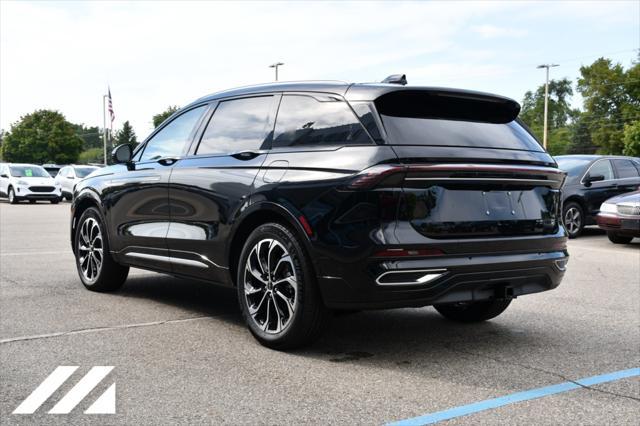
[0,163,62,204]
[54,165,99,201]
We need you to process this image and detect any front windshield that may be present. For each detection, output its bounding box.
[74,167,98,178]
[555,157,592,177]
[9,166,51,178]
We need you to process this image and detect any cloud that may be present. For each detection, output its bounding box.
[472,25,527,39]
[0,1,637,140]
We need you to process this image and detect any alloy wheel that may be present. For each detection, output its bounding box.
[564,207,581,235]
[77,217,103,283]
[8,189,14,203]
[243,238,298,334]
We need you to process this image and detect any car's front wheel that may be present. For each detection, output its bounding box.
[607,231,634,244]
[237,223,328,349]
[434,299,512,323]
[74,207,129,292]
[8,187,18,204]
[563,201,584,238]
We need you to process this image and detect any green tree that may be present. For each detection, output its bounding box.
[577,58,640,154]
[2,110,83,163]
[72,124,103,150]
[77,147,104,164]
[622,121,640,156]
[115,120,138,147]
[152,106,179,128]
[520,78,578,155]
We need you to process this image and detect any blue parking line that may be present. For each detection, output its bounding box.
[387,368,640,426]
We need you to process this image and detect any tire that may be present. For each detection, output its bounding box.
[74,207,129,292]
[434,299,512,323]
[563,201,584,238]
[8,187,18,204]
[607,231,633,244]
[237,222,328,350]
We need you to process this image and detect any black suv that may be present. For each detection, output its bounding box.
[71,81,568,349]
[555,155,640,238]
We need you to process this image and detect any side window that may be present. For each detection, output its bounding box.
[58,167,67,177]
[196,96,275,155]
[612,159,640,179]
[273,95,372,148]
[140,105,206,161]
[587,160,614,181]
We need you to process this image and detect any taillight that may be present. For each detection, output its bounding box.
[346,164,405,190]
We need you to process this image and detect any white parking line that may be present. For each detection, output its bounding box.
[0,251,71,257]
[0,316,214,344]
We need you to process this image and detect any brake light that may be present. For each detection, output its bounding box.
[346,164,405,189]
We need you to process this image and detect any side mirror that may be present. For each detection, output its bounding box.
[584,174,605,186]
[67,176,74,179]
[0,174,8,178]
[112,144,133,164]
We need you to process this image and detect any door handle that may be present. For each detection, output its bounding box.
[231,151,263,161]
[157,157,179,166]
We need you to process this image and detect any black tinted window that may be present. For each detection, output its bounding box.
[588,160,614,180]
[141,105,206,161]
[613,159,640,179]
[380,115,543,151]
[273,95,371,148]
[197,96,274,155]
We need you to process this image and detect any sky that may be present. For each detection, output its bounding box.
[1,0,638,141]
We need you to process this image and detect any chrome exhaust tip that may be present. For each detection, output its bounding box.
[376,269,447,286]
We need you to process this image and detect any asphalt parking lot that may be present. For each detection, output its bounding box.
[0,201,638,425]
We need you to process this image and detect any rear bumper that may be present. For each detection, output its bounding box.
[317,250,568,309]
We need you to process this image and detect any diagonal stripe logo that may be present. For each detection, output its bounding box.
[13,366,116,415]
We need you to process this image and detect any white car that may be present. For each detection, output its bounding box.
[54,165,99,201]
[0,163,62,204]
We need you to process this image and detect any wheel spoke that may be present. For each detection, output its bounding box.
[249,291,268,316]
[271,294,282,333]
[246,263,267,285]
[275,289,295,318]
[273,254,292,276]
[261,298,271,331]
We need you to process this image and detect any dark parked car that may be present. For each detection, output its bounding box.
[554,155,640,238]
[597,190,640,244]
[70,81,569,349]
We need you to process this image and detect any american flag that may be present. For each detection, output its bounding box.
[107,87,115,129]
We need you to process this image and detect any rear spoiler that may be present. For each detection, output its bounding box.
[374,89,520,124]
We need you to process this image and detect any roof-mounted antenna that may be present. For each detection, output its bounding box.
[381,74,407,85]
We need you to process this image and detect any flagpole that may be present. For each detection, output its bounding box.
[102,94,108,165]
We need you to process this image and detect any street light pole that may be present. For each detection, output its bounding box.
[536,63,559,150]
[269,62,284,81]
[102,94,108,165]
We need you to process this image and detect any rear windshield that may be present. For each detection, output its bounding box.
[375,90,544,152]
[379,116,544,151]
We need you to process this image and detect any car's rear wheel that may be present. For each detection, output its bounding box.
[563,201,584,238]
[74,207,129,292]
[8,187,18,204]
[434,299,512,323]
[607,231,633,244]
[237,223,328,349]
